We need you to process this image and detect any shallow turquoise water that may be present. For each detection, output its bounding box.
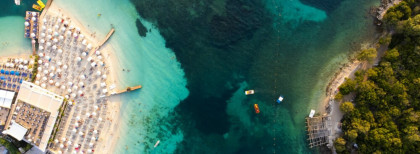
[0,0,380,153]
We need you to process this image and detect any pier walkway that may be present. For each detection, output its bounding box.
[96,28,115,51]
[111,85,142,95]
[39,0,53,21]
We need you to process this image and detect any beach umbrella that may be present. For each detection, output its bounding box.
[68,101,73,105]
[60,85,66,89]
[46,42,51,47]
[49,73,54,77]
[73,86,78,90]
[79,132,83,136]
[42,76,47,81]
[87,44,92,49]
[57,62,62,66]
[87,57,92,61]
[66,31,71,36]
[74,143,79,148]
[24,21,29,26]
[82,40,87,45]
[95,50,101,55]
[86,113,90,117]
[10,64,14,68]
[31,17,36,21]
[76,116,80,120]
[80,75,85,80]
[98,56,102,60]
[5,63,9,67]
[57,18,61,23]
[69,25,74,30]
[98,117,102,121]
[19,65,23,69]
[45,56,50,60]
[64,20,69,25]
[93,130,98,134]
[94,105,98,109]
[65,95,69,99]
[81,52,87,57]
[61,137,66,142]
[38,53,44,57]
[58,49,63,53]
[31,12,36,16]
[55,82,60,87]
[47,34,52,40]
[60,27,66,32]
[92,112,96,116]
[63,65,68,69]
[68,82,73,86]
[78,90,83,95]
[102,89,107,93]
[102,74,107,79]
[38,60,43,65]
[72,128,76,133]
[47,28,52,34]
[80,34,84,39]
[78,82,84,86]
[58,151,62,154]
[99,61,104,66]
[57,68,62,73]
[24,66,28,70]
[73,33,78,37]
[91,62,97,67]
[96,71,101,76]
[39,46,44,50]
[30,60,34,64]
[39,39,45,44]
[70,93,75,97]
[44,62,49,67]
[67,89,72,93]
[40,33,46,38]
[41,83,46,88]
[89,142,93,147]
[14,59,18,63]
[54,31,59,36]
[59,35,64,40]
[59,144,64,148]
[19,58,23,63]
[76,57,82,62]
[54,25,59,30]
[67,141,72,145]
[35,81,40,85]
[36,74,41,79]
[43,70,48,74]
[52,45,57,50]
[49,80,53,84]
[76,27,80,32]
[53,38,58,43]
[30,33,36,38]
[54,139,59,143]
[50,66,55,70]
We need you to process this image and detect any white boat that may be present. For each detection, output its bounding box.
[277,95,284,103]
[245,90,254,95]
[15,0,20,5]
[309,109,315,118]
[154,140,160,148]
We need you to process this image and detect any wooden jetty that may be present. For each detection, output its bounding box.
[112,85,142,95]
[306,115,332,148]
[39,0,53,21]
[96,28,115,50]
[24,11,39,39]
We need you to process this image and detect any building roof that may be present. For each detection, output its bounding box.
[0,90,15,108]
[3,121,27,141]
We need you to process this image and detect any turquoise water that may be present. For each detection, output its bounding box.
[0,0,380,153]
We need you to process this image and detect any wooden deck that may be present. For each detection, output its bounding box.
[112,85,142,95]
[96,28,115,50]
[306,115,332,148]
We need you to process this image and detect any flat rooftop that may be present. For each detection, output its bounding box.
[4,81,64,152]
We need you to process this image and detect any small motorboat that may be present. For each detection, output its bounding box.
[245,90,254,95]
[154,140,160,148]
[277,95,284,103]
[254,104,260,114]
[309,109,315,118]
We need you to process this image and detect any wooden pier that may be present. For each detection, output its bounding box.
[96,28,115,50]
[306,115,332,148]
[112,85,142,95]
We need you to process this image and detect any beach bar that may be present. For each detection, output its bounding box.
[305,114,332,148]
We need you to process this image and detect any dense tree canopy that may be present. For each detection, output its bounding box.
[335,1,420,153]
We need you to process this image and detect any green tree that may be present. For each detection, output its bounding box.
[340,102,354,113]
[334,137,346,153]
[384,48,399,62]
[339,78,356,95]
[357,48,377,63]
[345,129,358,141]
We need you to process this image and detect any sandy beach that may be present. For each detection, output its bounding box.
[45,2,123,153]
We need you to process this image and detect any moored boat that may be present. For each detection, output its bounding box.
[254,104,260,114]
[245,90,254,95]
[154,140,160,148]
[277,95,284,103]
[309,109,315,118]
